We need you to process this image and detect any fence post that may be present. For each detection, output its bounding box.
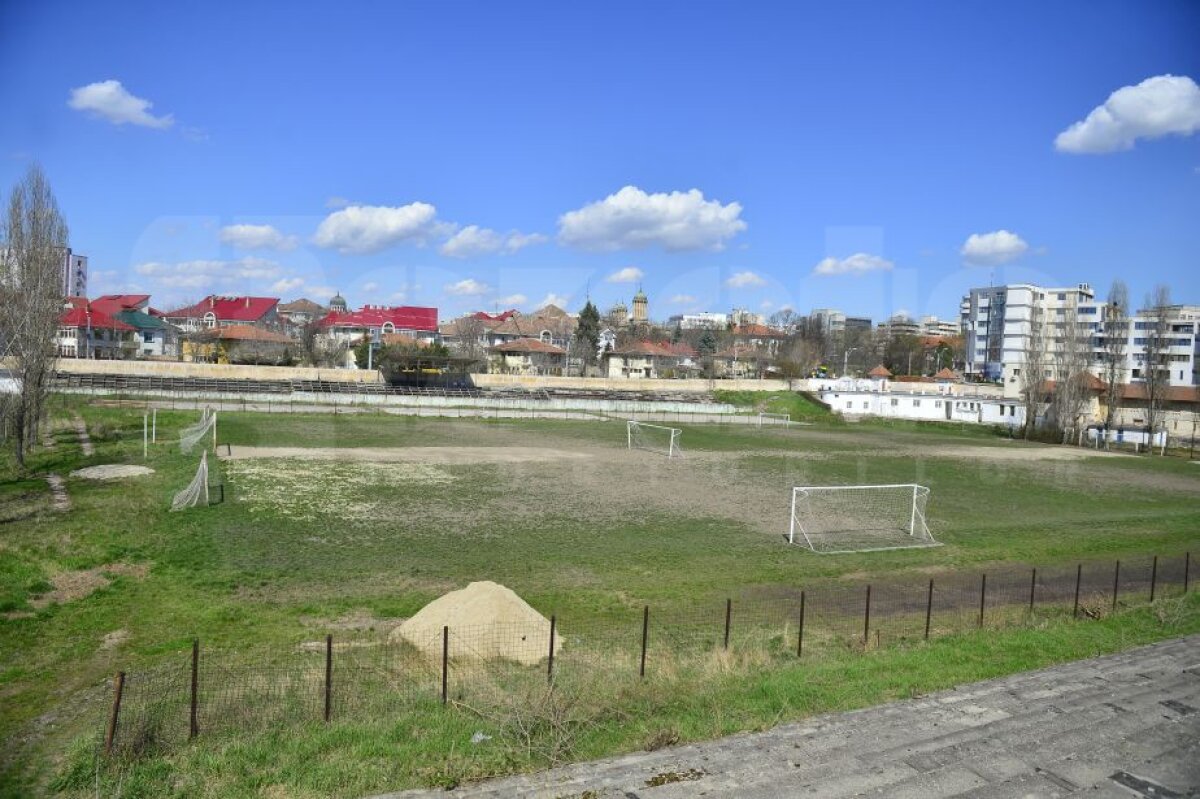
[640,606,649,678]
[547,615,556,684]
[1113,560,1121,614]
[797,591,805,658]
[189,638,199,739]
[323,634,332,722]
[924,579,934,640]
[863,585,871,646]
[1150,555,1158,602]
[104,671,126,756]
[978,574,987,628]
[441,626,449,704]
[1029,568,1037,612]
[723,598,732,650]
[1185,552,1190,594]
[1080,559,1089,614]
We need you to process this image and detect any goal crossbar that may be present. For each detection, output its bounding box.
[788,483,939,553]
[757,412,791,428]
[626,420,682,458]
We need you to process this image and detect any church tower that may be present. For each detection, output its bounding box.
[632,286,648,324]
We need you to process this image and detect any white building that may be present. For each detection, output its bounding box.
[960,283,1096,396]
[920,315,960,337]
[817,387,1025,429]
[668,312,728,330]
[61,248,88,297]
[962,283,1198,399]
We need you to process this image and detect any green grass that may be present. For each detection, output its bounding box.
[0,397,1197,796]
[712,389,834,422]
[47,594,1200,799]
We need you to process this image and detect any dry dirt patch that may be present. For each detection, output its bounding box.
[29,562,150,609]
[222,445,592,466]
[70,464,155,480]
[910,444,1123,462]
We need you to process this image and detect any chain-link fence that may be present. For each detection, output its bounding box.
[100,551,1191,759]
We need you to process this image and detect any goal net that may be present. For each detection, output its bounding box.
[757,412,791,428]
[171,451,210,511]
[627,420,682,458]
[788,484,938,553]
[180,408,216,454]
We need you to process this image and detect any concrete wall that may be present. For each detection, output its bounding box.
[48,358,384,384]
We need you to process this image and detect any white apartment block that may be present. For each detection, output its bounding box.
[668,312,728,330]
[62,248,88,297]
[920,315,960,337]
[961,283,1198,399]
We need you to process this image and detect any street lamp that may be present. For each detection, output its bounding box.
[843,347,858,377]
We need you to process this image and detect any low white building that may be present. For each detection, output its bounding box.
[817,387,1026,429]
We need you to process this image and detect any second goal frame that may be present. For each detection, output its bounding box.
[788,483,939,553]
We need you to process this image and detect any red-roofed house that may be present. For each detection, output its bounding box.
[89,295,178,357]
[57,298,136,359]
[163,295,281,332]
[729,323,787,356]
[183,324,295,364]
[488,337,567,375]
[318,305,439,346]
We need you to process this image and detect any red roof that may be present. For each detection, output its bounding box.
[472,310,519,322]
[490,337,566,355]
[868,364,893,378]
[933,367,961,381]
[609,341,696,358]
[192,324,292,343]
[318,305,438,333]
[91,294,151,314]
[59,298,136,331]
[731,323,785,338]
[165,295,279,323]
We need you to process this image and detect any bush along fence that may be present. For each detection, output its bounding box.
[99,551,1192,758]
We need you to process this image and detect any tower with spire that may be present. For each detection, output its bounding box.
[632,285,648,324]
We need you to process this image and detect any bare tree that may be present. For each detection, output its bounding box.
[0,165,68,469]
[1141,285,1172,453]
[297,319,348,367]
[1047,296,1091,443]
[1018,305,1050,440]
[1099,280,1128,447]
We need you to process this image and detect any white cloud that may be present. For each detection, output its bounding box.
[68,80,173,129]
[220,224,297,252]
[669,294,698,305]
[493,293,528,307]
[538,293,569,309]
[960,230,1029,266]
[444,278,490,296]
[812,253,895,276]
[725,270,767,288]
[361,281,379,292]
[270,277,305,294]
[325,196,350,209]
[558,186,746,251]
[605,266,644,283]
[134,257,281,289]
[1055,74,1200,154]
[313,203,448,254]
[439,225,548,258]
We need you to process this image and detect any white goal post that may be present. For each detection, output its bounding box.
[788,484,939,553]
[627,420,682,458]
[757,412,791,428]
[180,408,217,454]
[171,451,210,512]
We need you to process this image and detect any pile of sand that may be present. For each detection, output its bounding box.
[390,581,560,666]
[70,464,155,480]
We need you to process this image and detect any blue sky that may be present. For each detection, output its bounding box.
[2,0,1198,321]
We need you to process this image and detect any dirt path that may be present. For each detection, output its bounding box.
[45,474,70,512]
[72,415,94,456]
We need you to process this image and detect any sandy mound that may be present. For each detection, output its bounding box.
[70,464,155,480]
[390,581,560,666]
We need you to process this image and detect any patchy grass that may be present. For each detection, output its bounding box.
[0,397,1197,796]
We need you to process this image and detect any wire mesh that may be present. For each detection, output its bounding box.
[102,551,1193,757]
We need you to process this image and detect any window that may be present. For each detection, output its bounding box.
[913,400,921,407]
[935,400,942,408]
[890,398,898,406]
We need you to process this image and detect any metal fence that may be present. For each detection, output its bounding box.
[100,551,1192,758]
